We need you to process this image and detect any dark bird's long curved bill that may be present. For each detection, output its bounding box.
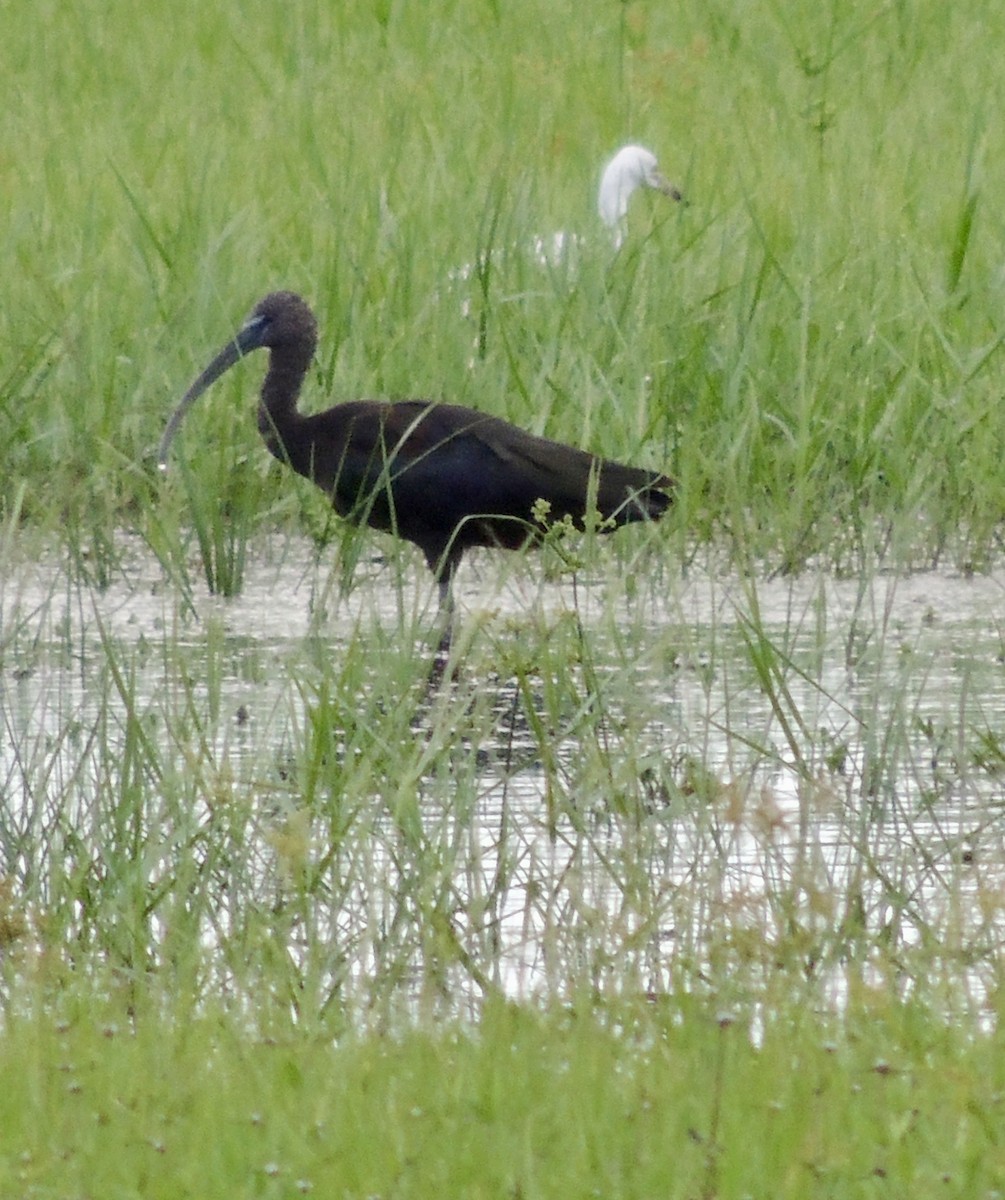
[157,317,266,470]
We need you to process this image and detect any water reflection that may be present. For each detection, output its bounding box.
[1,537,1003,1016]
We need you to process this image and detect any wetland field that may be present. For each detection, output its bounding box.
[3,0,1005,1194]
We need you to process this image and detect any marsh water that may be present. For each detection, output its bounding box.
[2,537,1004,1016]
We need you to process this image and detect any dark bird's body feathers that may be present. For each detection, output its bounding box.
[270,396,671,582]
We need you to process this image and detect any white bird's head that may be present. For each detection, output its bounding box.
[597,144,682,245]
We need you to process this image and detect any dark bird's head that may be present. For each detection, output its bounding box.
[237,291,318,355]
[158,291,318,469]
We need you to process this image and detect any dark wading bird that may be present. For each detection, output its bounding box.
[158,291,673,660]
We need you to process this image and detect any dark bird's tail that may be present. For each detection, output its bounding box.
[593,460,674,527]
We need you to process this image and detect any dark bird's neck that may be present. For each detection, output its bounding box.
[257,336,315,450]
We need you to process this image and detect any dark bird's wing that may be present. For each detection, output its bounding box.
[479,418,673,525]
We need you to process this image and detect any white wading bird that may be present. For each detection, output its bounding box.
[526,143,683,265]
[453,143,682,311]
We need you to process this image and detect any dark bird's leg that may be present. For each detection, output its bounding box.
[426,555,459,688]
[435,575,454,655]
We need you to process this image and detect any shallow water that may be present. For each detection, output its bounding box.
[1,536,1004,1016]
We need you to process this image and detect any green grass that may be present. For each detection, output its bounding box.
[2,990,1005,1197]
[3,0,1005,574]
[4,0,1005,1193]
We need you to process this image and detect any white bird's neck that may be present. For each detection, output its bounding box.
[597,144,661,242]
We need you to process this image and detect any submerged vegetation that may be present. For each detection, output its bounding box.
[3,0,1005,1193]
[3,541,1004,1194]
